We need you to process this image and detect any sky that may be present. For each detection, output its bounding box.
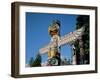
[26,12,78,64]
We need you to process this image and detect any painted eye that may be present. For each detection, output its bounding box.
[48,58,58,66]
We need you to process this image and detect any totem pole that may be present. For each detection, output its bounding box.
[47,20,61,66]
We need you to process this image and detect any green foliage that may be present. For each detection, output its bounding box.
[61,57,71,65]
[29,57,34,67]
[29,53,41,67]
[75,15,89,64]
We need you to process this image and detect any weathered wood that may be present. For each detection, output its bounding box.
[39,27,84,54]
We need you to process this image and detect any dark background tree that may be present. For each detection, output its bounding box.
[29,53,42,67]
[29,57,34,67]
[75,15,90,64]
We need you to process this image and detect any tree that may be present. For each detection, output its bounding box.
[75,15,89,64]
[29,57,34,67]
[32,53,41,67]
[61,57,67,65]
[29,53,42,67]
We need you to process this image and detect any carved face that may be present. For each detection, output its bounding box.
[48,23,60,36]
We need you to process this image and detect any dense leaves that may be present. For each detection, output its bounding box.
[75,15,90,64]
[29,53,41,67]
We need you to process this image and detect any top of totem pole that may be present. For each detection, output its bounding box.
[48,20,61,36]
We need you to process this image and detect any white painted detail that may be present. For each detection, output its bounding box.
[39,27,84,54]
